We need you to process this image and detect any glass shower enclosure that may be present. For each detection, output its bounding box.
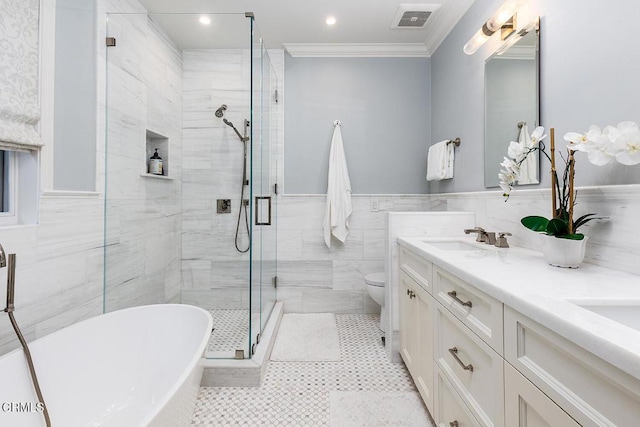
[103,12,278,359]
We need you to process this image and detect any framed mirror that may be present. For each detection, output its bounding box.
[484,19,540,188]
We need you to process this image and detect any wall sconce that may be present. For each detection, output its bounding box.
[463,0,521,55]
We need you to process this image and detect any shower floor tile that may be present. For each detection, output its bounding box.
[207,310,261,357]
[191,314,434,426]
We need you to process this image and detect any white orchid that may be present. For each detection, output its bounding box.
[500,156,520,175]
[530,126,547,145]
[507,140,527,162]
[498,126,547,200]
[564,121,640,166]
[612,121,640,165]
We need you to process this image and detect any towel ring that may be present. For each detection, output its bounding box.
[334,120,341,126]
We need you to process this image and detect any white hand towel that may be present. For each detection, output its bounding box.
[426,140,454,181]
[323,123,352,248]
[517,123,539,184]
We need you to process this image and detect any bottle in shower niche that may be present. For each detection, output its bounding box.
[149,148,163,175]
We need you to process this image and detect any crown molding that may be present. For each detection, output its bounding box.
[283,43,429,58]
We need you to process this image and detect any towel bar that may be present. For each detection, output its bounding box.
[447,138,461,147]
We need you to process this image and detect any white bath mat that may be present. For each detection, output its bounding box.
[270,313,341,361]
[329,391,434,427]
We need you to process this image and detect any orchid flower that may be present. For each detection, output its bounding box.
[507,140,527,162]
[612,121,640,165]
[530,126,547,145]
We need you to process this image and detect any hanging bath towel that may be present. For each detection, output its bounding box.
[426,140,454,181]
[516,123,539,184]
[323,121,352,248]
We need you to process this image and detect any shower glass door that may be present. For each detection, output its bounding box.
[249,18,278,354]
[103,11,277,360]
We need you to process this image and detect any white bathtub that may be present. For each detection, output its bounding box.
[0,304,212,427]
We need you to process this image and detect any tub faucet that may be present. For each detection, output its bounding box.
[0,243,6,268]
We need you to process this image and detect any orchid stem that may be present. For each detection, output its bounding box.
[550,128,558,218]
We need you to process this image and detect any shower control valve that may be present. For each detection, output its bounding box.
[217,199,231,214]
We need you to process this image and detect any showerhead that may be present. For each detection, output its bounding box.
[214,104,227,118]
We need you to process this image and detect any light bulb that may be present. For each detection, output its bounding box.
[325,16,336,26]
[199,16,211,25]
[486,0,520,31]
[463,28,491,55]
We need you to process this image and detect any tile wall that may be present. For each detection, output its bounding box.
[102,8,183,311]
[275,195,441,314]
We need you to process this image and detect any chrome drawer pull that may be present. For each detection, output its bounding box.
[449,422,459,427]
[409,290,416,299]
[449,347,474,372]
[447,290,472,308]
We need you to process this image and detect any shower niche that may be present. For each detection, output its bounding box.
[142,129,171,179]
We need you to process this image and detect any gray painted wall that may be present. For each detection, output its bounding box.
[430,0,640,193]
[54,0,96,191]
[284,56,431,194]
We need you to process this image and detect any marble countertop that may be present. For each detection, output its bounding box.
[397,236,640,381]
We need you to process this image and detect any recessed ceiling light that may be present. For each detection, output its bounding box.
[199,16,211,25]
[325,16,336,26]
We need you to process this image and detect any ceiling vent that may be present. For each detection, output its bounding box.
[391,4,440,29]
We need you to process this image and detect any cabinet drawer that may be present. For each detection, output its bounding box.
[435,366,481,427]
[399,247,433,294]
[434,266,503,354]
[504,361,579,427]
[505,307,640,427]
[435,303,504,427]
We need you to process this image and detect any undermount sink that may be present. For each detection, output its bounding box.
[572,301,640,333]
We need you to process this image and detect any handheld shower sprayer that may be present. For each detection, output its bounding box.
[214,104,227,118]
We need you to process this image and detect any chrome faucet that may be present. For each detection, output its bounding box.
[464,227,488,243]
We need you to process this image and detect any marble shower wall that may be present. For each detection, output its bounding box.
[180,49,253,309]
[102,10,183,311]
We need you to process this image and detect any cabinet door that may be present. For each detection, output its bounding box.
[400,271,435,414]
[415,280,435,413]
[504,362,579,427]
[399,271,419,375]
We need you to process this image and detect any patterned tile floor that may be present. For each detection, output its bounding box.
[192,314,431,426]
[207,310,260,357]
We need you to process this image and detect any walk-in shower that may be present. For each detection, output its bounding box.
[103,12,279,360]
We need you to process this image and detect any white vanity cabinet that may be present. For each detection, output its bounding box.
[398,244,580,427]
[399,247,504,426]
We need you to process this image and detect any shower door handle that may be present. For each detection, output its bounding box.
[255,196,271,226]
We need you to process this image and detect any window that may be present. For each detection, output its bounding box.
[0,150,17,225]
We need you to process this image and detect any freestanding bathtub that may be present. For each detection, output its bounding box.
[0,304,213,427]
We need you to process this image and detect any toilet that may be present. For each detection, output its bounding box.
[365,272,387,333]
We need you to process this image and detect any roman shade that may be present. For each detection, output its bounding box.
[0,0,42,152]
